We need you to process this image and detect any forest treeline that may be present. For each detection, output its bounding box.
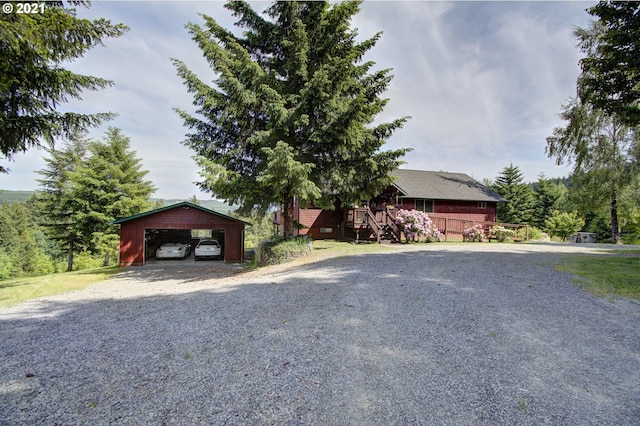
[2,158,638,281]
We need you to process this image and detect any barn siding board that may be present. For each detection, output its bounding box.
[223,224,244,262]
[434,199,497,221]
[119,223,145,267]
[298,208,342,239]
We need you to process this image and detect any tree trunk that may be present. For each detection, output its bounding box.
[611,191,621,244]
[282,196,296,239]
[67,241,74,272]
[103,253,110,267]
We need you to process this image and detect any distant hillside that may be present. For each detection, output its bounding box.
[0,190,235,212]
[0,190,35,203]
[151,198,235,213]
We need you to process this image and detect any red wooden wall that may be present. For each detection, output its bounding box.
[118,206,245,266]
[298,208,343,239]
[295,199,499,239]
[393,199,497,222]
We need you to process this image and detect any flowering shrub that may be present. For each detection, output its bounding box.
[394,209,442,243]
[425,228,444,243]
[490,225,515,242]
[463,224,487,242]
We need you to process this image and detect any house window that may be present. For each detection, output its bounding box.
[415,199,434,213]
[477,202,487,209]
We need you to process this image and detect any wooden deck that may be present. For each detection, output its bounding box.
[344,208,529,243]
[343,207,400,243]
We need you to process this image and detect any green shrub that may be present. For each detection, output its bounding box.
[490,225,516,242]
[545,210,585,241]
[54,260,69,273]
[259,236,313,265]
[25,252,55,276]
[0,249,16,280]
[73,251,103,271]
[621,234,640,245]
[519,226,546,240]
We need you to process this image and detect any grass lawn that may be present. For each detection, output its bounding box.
[0,267,120,309]
[311,239,400,255]
[555,250,640,300]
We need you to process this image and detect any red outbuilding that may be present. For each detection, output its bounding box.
[111,201,249,267]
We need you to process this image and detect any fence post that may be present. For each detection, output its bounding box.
[444,217,448,242]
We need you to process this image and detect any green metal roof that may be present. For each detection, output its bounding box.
[110,201,251,225]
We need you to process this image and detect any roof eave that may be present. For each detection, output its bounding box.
[110,201,251,226]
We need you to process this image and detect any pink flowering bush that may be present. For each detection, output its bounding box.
[394,209,443,243]
[463,224,487,242]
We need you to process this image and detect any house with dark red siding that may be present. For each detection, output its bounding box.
[292,169,507,242]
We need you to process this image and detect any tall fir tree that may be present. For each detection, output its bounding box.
[172,1,410,237]
[493,164,536,225]
[533,173,568,229]
[37,132,88,271]
[69,127,155,265]
[38,128,155,269]
[0,1,128,172]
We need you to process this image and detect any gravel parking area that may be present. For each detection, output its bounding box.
[1,243,639,424]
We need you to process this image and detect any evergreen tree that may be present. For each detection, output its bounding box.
[38,128,155,269]
[173,1,410,237]
[0,1,128,172]
[617,175,640,242]
[36,132,88,271]
[578,2,640,128]
[0,201,54,277]
[69,127,155,265]
[493,164,535,224]
[533,173,568,229]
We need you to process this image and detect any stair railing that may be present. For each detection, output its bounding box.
[365,208,382,242]
[383,209,400,241]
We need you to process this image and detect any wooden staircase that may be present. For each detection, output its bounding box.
[364,208,400,243]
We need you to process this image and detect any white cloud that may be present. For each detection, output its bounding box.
[352,1,591,183]
[0,1,593,198]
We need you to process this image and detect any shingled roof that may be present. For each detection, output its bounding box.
[390,169,506,202]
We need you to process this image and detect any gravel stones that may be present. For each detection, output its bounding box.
[1,243,639,424]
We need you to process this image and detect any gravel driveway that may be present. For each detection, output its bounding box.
[1,243,639,425]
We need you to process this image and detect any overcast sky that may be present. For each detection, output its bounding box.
[1,1,593,199]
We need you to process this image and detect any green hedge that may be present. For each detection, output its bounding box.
[259,237,313,265]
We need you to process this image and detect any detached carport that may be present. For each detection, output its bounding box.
[112,201,249,266]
